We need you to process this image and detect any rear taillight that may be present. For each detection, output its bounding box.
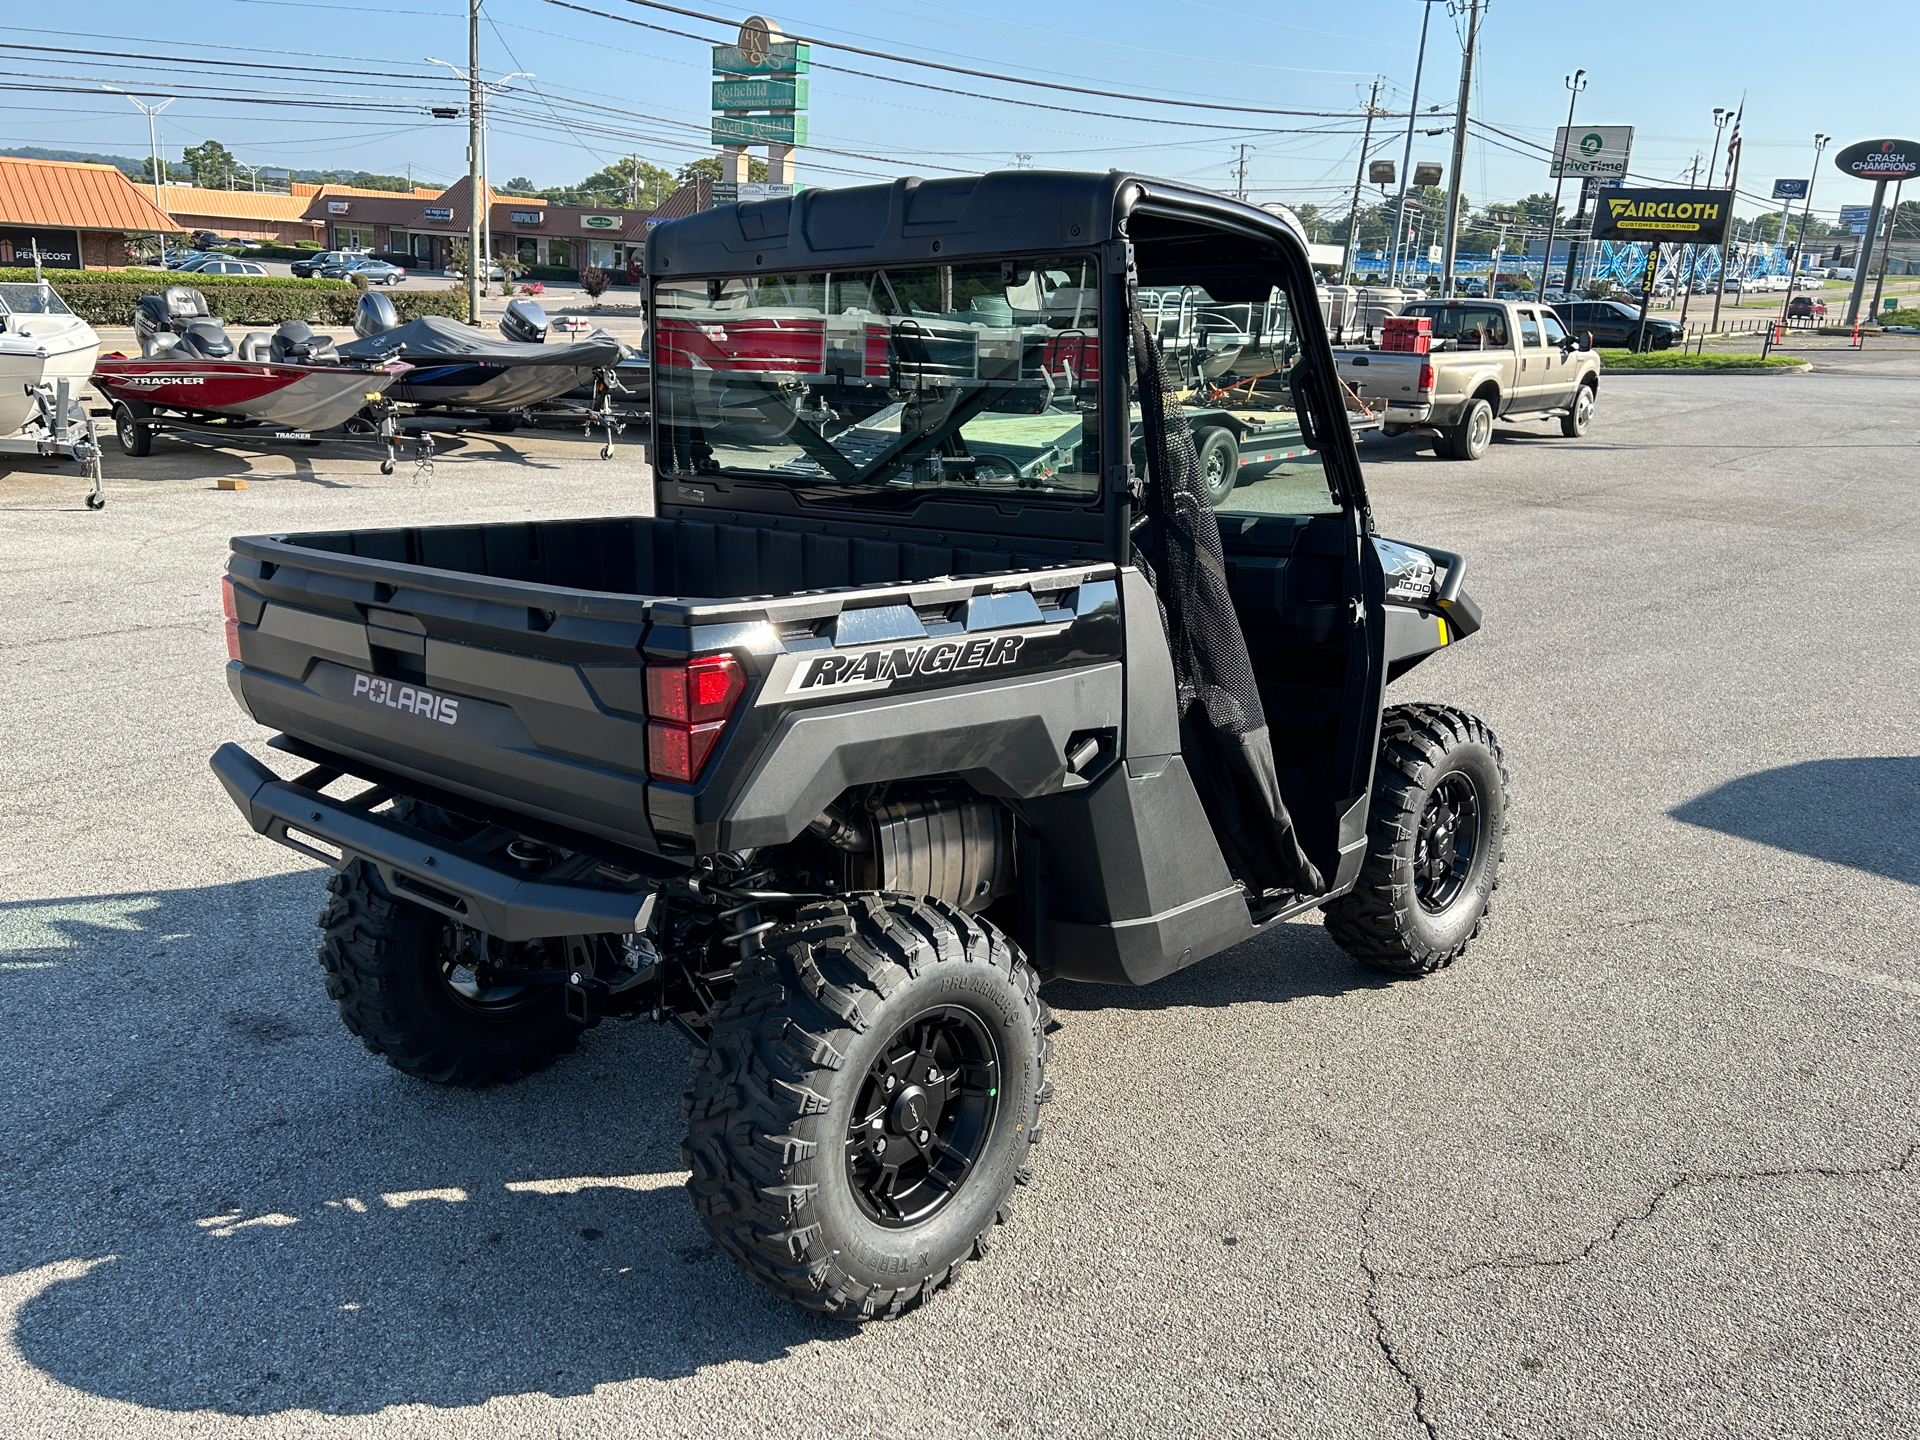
[1417,362,1434,394]
[645,655,745,783]
[221,575,241,661]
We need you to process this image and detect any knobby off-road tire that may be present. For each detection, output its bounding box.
[315,854,579,1086]
[1323,704,1508,977]
[683,894,1051,1320]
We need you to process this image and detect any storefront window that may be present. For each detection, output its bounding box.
[547,237,571,269]
[588,240,618,269]
[517,237,538,266]
[334,227,369,250]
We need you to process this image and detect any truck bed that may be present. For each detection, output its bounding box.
[224,513,1125,862]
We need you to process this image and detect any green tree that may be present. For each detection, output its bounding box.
[181,139,237,189]
[500,175,538,196]
[676,154,768,186]
[540,154,676,208]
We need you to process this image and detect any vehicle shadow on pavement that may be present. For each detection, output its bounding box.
[1045,915,1387,1013]
[1670,756,1920,886]
[1,874,848,1417]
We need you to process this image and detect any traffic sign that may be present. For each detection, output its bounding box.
[1838,204,1872,235]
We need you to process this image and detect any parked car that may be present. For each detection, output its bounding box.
[1459,278,1487,297]
[448,261,508,282]
[366,251,422,270]
[163,250,211,270]
[292,249,365,278]
[173,256,270,277]
[1786,295,1828,321]
[320,257,405,285]
[1552,299,1682,352]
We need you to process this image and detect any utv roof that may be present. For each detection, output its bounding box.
[645,169,1310,278]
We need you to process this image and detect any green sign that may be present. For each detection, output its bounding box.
[714,77,807,110]
[711,41,810,75]
[712,113,808,146]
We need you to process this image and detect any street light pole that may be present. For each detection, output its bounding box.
[1776,135,1829,335]
[1387,0,1438,289]
[1536,69,1586,306]
[104,86,175,264]
[1710,98,1745,332]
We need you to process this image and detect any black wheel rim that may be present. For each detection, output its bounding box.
[1414,771,1481,914]
[845,1005,1001,1228]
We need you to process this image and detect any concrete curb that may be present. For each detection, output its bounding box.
[1604,362,1814,376]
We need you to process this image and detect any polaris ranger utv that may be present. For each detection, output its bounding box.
[211,171,1507,1320]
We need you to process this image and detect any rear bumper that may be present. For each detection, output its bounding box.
[210,742,654,941]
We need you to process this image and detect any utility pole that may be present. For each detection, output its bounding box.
[1388,0,1438,288]
[104,87,175,264]
[1438,0,1481,297]
[1709,96,1744,332]
[1341,78,1385,287]
[1233,144,1249,202]
[1678,151,1704,330]
[1533,69,1585,307]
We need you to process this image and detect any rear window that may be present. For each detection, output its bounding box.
[651,254,1101,506]
[1400,304,1511,348]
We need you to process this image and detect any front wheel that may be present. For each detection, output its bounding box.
[683,895,1050,1320]
[1196,426,1240,506]
[1442,397,1493,460]
[1560,382,1595,437]
[1322,704,1508,977]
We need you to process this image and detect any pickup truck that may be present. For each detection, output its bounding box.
[210,171,1508,1321]
[1335,297,1602,459]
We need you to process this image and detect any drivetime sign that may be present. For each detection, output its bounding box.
[1551,125,1633,178]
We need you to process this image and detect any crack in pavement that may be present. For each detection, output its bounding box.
[1330,1139,1920,1440]
[1394,1140,1920,1288]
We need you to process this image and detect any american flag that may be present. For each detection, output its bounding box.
[1726,104,1744,176]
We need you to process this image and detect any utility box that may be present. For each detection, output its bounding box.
[1381,314,1432,354]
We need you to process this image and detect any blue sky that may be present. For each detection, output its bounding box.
[21,0,1914,220]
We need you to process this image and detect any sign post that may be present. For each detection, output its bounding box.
[711,16,809,193]
[1832,139,1920,325]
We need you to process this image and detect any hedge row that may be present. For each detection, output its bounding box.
[525,265,580,282]
[2,272,470,326]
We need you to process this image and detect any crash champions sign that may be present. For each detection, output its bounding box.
[1591,189,1732,244]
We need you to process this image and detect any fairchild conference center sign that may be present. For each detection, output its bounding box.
[1590,189,1732,244]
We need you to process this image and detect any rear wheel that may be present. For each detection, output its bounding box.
[683,895,1050,1320]
[316,839,579,1085]
[1560,381,1596,437]
[485,416,518,433]
[1196,426,1240,506]
[113,401,152,458]
[1323,704,1508,977]
[1442,397,1493,460]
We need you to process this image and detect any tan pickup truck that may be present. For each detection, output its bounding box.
[1333,298,1603,459]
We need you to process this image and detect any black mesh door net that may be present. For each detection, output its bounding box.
[1128,285,1326,902]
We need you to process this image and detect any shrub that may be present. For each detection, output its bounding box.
[525,265,578,283]
[1,269,467,326]
[580,266,611,301]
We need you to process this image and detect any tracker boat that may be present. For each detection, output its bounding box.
[338,292,624,412]
[92,286,406,432]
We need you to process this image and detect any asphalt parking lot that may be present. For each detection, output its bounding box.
[3,350,1917,1439]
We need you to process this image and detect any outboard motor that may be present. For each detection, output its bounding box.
[135,286,234,359]
[353,290,399,339]
[269,320,338,365]
[501,297,549,344]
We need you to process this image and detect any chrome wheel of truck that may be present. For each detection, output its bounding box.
[683,896,1050,1320]
[1561,382,1595,437]
[1444,397,1493,460]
